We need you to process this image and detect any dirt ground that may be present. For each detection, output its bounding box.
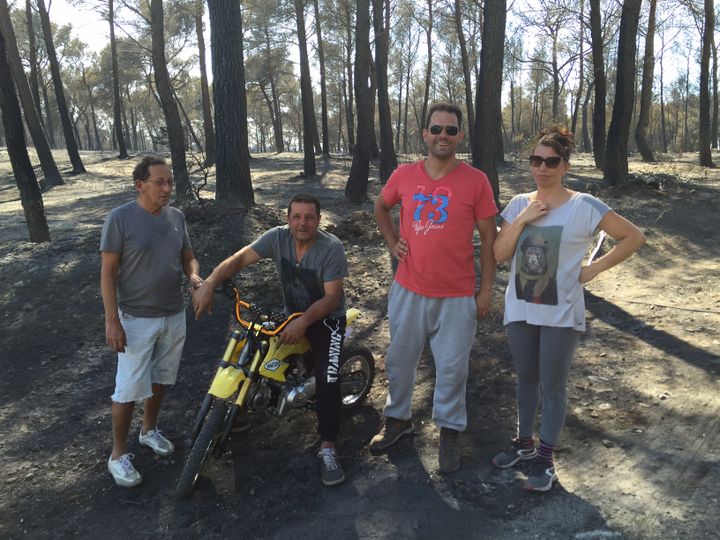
[1,148,719,540]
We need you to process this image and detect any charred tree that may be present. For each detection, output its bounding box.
[149,0,191,199]
[294,0,317,177]
[37,0,86,174]
[589,0,606,170]
[472,0,506,205]
[0,0,62,187]
[207,0,254,207]
[195,0,215,166]
[635,0,656,162]
[313,0,329,156]
[108,0,128,158]
[345,0,372,202]
[372,0,397,181]
[699,0,714,166]
[0,29,50,242]
[603,0,642,186]
[454,0,475,145]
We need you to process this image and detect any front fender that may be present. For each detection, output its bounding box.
[208,366,246,399]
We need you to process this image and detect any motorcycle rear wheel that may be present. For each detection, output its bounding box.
[175,400,228,498]
[339,345,375,412]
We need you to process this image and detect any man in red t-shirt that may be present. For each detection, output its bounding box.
[371,102,497,473]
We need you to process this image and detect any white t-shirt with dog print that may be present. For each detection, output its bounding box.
[500,192,610,331]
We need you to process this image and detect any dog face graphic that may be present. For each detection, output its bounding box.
[520,235,549,277]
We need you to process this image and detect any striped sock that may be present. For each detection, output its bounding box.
[538,439,554,465]
[517,436,535,450]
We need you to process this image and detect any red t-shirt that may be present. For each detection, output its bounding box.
[381,160,498,297]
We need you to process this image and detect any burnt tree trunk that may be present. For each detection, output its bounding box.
[25,0,44,131]
[472,0,506,206]
[149,0,191,199]
[635,0,656,162]
[37,0,86,174]
[454,0,475,145]
[589,0,606,170]
[109,0,128,158]
[207,0,254,207]
[294,0,317,176]
[195,0,215,166]
[603,0,642,186]
[0,29,50,242]
[699,0,714,166]
[0,0,62,187]
[373,0,397,181]
[345,0,372,202]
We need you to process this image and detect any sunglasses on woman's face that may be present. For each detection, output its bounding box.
[429,125,459,136]
[528,155,564,169]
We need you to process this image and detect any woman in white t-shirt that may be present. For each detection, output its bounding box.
[491,126,645,492]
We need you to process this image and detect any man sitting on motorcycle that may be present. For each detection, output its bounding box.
[192,193,349,486]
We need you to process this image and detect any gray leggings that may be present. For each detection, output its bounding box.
[506,321,581,445]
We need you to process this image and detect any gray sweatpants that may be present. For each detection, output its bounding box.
[383,281,477,431]
[506,321,581,445]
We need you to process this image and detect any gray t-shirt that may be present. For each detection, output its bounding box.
[100,200,192,317]
[250,226,348,319]
[501,192,610,331]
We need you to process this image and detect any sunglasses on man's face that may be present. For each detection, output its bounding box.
[429,125,459,136]
[528,155,564,169]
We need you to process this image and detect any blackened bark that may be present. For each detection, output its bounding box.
[0,0,62,187]
[109,0,128,158]
[149,0,191,199]
[0,29,50,242]
[37,0,85,174]
[372,0,397,181]
[420,0,433,133]
[313,0,329,156]
[635,0,656,162]
[454,0,475,145]
[699,0,714,166]
[207,0,254,207]
[603,0,641,186]
[195,0,215,166]
[472,0,506,206]
[294,0,317,176]
[25,0,44,130]
[589,0,606,170]
[345,0,371,202]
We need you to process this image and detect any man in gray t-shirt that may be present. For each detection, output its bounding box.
[193,193,349,487]
[100,156,201,488]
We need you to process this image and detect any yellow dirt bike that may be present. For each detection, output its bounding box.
[176,281,375,497]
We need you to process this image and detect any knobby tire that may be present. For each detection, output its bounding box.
[175,400,228,498]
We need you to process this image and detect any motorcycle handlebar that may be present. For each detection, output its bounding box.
[223,279,303,336]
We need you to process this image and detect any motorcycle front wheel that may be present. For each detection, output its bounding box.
[338,345,375,412]
[175,400,228,498]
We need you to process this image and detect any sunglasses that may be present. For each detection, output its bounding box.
[429,125,459,136]
[528,155,564,169]
[293,261,302,287]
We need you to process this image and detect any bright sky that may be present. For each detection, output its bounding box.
[47,0,108,53]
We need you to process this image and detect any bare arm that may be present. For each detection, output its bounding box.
[192,245,262,319]
[100,251,126,353]
[475,217,497,319]
[278,279,344,345]
[493,200,548,263]
[182,248,202,290]
[580,211,645,284]
[374,194,408,262]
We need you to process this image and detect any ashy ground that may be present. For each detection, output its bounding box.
[0,150,718,539]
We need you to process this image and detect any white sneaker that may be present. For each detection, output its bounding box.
[139,428,175,457]
[108,453,142,487]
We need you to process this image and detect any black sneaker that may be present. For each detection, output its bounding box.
[369,417,415,453]
[492,438,537,469]
[438,427,461,473]
[524,459,557,492]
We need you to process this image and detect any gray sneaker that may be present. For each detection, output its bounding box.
[318,447,345,486]
[108,453,142,487]
[525,459,557,492]
[369,417,415,453]
[492,439,537,469]
[139,428,174,457]
[438,427,461,473]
